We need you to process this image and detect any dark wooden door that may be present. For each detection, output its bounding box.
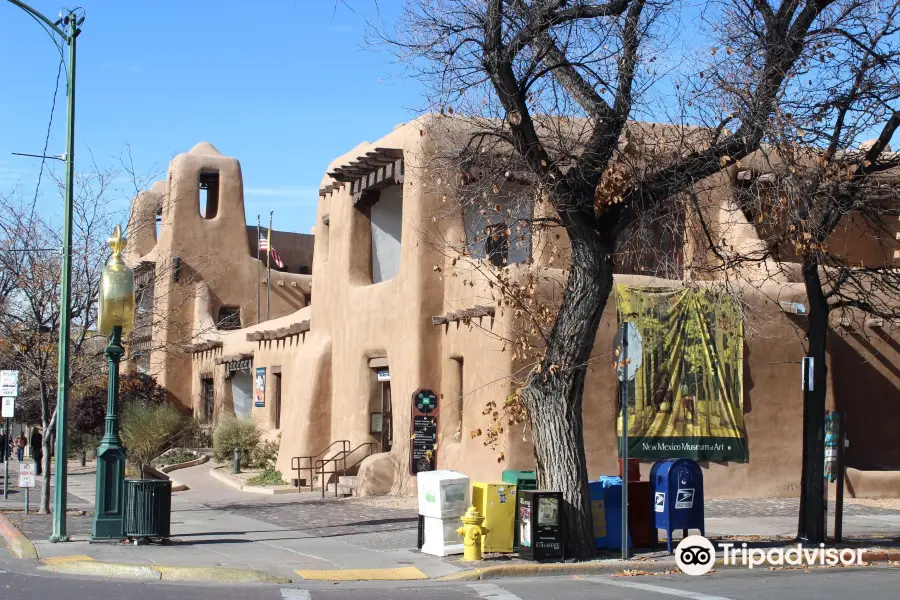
[382,381,392,452]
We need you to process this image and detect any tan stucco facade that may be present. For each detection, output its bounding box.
[128,119,900,498]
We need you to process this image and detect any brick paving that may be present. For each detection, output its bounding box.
[705,497,900,518]
[4,510,94,540]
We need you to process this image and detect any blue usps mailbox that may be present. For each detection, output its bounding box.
[650,459,705,552]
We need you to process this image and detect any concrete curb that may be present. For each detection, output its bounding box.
[209,467,297,495]
[0,513,38,560]
[436,560,682,581]
[38,561,291,584]
[159,454,209,474]
[437,550,900,581]
[143,465,189,492]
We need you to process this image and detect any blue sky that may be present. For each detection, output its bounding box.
[0,1,416,234]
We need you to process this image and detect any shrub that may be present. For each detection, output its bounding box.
[249,433,281,470]
[212,417,261,467]
[246,468,288,487]
[155,450,197,468]
[121,401,191,477]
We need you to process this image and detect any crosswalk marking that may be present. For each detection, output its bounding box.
[280,589,311,600]
[468,583,524,600]
[582,576,734,600]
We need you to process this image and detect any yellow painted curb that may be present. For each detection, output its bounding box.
[42,555,96,565]
[39,561,291,584]
[0,513,38,560]
[296,566,429,581]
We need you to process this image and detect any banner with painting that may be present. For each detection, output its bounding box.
[615,285,748,462]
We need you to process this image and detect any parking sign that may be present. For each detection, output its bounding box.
[0,370,18,397]
[19,463,35,488]
[1,397,13,418]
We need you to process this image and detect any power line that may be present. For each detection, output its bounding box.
[27,58,65,229]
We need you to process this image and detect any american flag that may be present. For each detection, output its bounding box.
[259,234,285,269]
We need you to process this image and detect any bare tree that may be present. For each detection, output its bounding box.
[381,0,860,556]
[687,0,900,543]
[0,184,112,513]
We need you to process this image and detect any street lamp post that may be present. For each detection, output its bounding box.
[4,1,82,544]
[91,226,134,540]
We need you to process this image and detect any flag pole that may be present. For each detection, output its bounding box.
[266,211,273,321]
[256,214,261,325]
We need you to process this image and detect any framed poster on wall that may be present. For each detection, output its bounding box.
[254,367,266,407]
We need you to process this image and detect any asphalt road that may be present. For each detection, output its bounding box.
[1,564,899,600]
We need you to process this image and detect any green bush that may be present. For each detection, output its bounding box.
[246,467,288,487]
[249,433,281,469]
[212,416,261,467]
[155,450,197,468]
[121,401,191,477]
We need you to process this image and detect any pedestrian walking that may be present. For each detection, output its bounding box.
[30,429,43,475]
[14,432,26,462]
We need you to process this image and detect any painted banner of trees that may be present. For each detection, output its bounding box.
[615,285,747,462]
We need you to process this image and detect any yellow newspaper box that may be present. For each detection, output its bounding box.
[472,481,517,553]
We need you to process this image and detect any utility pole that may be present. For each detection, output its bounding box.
[5,1,81,542]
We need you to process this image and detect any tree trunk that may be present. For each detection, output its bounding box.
[521,229,615,560]
[797,257,829,543]
[39,384,54,515]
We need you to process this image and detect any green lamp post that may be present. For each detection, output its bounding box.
[90,225,135,540]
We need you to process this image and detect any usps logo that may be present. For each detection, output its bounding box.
[654,492,665,513]
[675,488,694,509]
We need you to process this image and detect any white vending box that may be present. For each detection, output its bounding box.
[417,470,470,556]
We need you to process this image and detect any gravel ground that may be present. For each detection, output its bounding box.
[846,497,900,510]
[339,494,418,510]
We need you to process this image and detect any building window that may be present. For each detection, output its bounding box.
[370,184,403,283]
[217,306,241,330]
[201,377,214,424]
[199,171,220,219]
[155,207,162,240]
[273,372,282,430]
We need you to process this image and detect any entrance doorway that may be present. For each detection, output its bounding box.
[382,380,392,452]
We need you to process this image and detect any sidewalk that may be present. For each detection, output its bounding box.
[1,462,898,583]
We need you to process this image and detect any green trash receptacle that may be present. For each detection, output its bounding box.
[502,470,537,551]
[124,479,172,540]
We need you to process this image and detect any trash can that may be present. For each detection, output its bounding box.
[518,490,564,562]
[627,480,656,549]
[472,481,517,553]
[124,479,172,541]
[417,470,470,556]
[650,459,705,552]
[618,458,641,481]
[502,470,536,550]
[589,476,631,550]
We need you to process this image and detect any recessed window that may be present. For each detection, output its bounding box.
[155,207,162,240]
[217,306,241,330]
[370,184,403,283]
[199,171,220,219]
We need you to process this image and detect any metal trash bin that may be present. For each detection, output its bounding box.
[124,479,172,541]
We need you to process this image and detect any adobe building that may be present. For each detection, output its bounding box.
[127,119,900,499]
[125,142,314,418]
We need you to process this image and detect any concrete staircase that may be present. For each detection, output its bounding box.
[336,475,358,497]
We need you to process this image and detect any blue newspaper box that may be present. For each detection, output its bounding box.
[651,459,705,552]
[589,476,631,550]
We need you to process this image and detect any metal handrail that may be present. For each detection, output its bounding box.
[291,440,349,490]
[315,442,377,498]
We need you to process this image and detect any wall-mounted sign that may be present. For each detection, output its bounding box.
[376,369,391,382]
[370,412,383,434]
[254,367,266,407]
[226,358,252,373]
[410,388,439,475]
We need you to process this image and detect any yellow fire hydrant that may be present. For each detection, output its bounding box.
[457,505,489,561]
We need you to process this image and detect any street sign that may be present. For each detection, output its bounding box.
[1,397,13,419]
[0,370,18,397]
[18,463,35,488]
[613,322,643,382]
